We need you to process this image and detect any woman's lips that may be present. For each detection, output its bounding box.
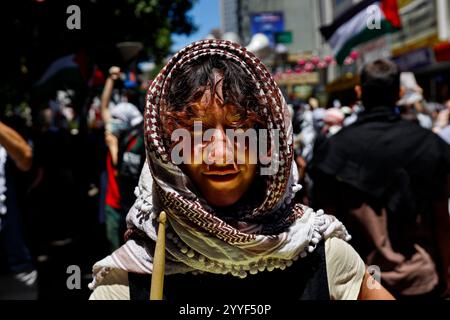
[202,169,240,176]
[202,170,240,182]
[202,165,241,181]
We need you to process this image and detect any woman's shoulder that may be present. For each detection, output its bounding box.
[324,237,360,261]
[89,269,130,300]
[324,237,366,300]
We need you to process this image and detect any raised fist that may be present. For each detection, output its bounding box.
[109,66,121,81]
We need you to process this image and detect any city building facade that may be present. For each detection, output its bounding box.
[220,0,450,102]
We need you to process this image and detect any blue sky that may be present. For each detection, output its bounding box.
[171,0,220,52]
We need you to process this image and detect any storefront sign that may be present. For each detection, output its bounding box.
[275,31,293,44]
[393,47,435,71]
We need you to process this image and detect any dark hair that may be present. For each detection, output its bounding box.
[360,59,400,109]
[163,55,265,134]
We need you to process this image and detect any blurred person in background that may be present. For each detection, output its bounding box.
[397,72,433,129]
[434,99,450,137]
[0,119,36,298]
[435,100,450,218]
[322,108,345,137]
[311,59,450,299]
[28,91,86,255]
[100,66,145,252]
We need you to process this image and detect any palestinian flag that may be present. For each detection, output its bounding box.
[320,0,401,64]
[33,52,89,101]
[35,52,89,86]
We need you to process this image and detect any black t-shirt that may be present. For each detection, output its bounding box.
[127,241,330,301]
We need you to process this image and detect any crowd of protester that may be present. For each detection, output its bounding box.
[0,61,146,299]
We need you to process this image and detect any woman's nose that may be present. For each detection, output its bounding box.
[206,128,234,164]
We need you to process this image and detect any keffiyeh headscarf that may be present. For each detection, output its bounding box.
[90,40,350,289]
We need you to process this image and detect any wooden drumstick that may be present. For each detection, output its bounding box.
[150,211,166,300]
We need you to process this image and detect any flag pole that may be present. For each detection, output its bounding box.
[150,211,166,300]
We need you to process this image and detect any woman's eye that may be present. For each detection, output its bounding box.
[231,125,247,131]
[228,121,253,130]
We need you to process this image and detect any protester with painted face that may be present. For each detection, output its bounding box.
[89,40,393,300]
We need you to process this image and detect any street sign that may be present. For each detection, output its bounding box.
[275,31,293,44]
